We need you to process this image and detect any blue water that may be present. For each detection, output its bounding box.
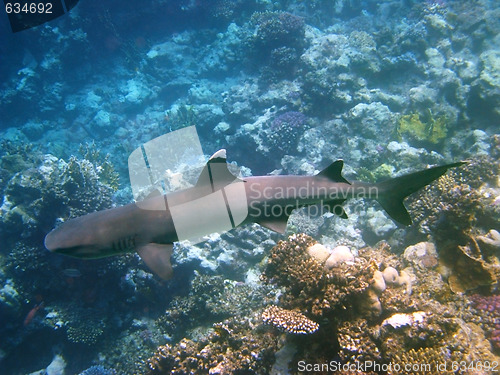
[1,0,499,374]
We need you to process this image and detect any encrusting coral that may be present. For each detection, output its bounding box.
[396,110,448,146]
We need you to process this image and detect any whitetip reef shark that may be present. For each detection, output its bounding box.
[45,150,464,279]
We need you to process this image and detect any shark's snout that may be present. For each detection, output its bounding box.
[44,229,58,252]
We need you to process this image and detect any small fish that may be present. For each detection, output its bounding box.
[23,302,44,327]
[62,268,82,277]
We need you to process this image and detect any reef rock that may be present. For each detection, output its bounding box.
[403,242,438,270]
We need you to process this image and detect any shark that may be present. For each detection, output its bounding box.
[44,150,464,279]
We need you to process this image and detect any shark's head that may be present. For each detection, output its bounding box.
[44,217,107,258]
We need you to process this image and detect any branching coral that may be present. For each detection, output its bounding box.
[337,318,381,365]
[78,142,120,190]
[165,105,198,131]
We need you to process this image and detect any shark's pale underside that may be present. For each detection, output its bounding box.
[45,149,464,280]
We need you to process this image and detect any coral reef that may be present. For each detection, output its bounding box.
[259,235,500,373]
[406,156,500,293]
[66,316,105,345]
[265,111,309,156]
[262,234,380,318]
[147,317,280,375]
[337,318,381,366]
[79,365,116,375]
[156,273,272,341]
[246,11,306,79]
[470,294,500,351]
[0,150,117,243]
[408,156,497,235]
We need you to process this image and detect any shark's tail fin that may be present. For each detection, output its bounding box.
[375,162,466,225]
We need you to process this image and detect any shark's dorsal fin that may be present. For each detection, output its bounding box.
[195,149,239,191]
[317,160,350,184]
[137,243,173,280]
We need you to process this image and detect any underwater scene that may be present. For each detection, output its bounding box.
[0,0,499,374]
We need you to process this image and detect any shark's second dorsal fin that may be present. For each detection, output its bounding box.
[317,160,350,184]
[196,149,239,191]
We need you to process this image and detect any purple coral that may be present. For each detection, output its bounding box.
[271,111,308,129]
[267,111,309,155]
[470,294,500,350]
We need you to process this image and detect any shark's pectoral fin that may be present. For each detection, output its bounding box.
[257,217,288,233]
[137,243,173,280]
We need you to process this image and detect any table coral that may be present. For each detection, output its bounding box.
[262,305,319,334]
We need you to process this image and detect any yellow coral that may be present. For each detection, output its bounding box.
[397,111,447,145]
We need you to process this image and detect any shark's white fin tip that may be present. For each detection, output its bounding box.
[210,149,227,160]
